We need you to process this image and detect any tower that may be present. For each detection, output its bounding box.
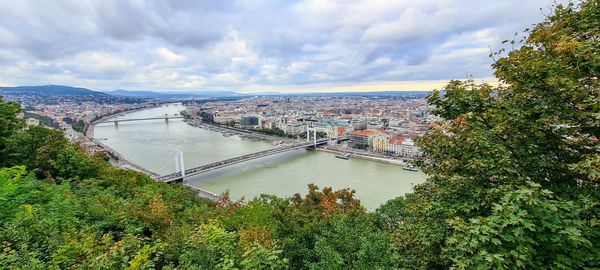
[306,125,317,145]
[174,150,185,180]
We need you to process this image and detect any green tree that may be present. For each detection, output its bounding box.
[0,96,24,166]
[444,182,593,269]
[4,126,68,178]
[308,214,393,270]
[71,119,86,133]
[375,196,408,231]
[388,1,600,268]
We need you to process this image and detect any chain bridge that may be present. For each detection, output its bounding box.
[97,114,184,126]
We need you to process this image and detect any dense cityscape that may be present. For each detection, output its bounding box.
[187,96,429,158]
[3,90,431,163]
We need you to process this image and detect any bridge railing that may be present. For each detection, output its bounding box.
[97,116,184,124]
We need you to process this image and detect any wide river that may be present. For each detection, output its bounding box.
[94,104,426,210]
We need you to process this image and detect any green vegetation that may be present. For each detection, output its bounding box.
[256,128,286,137]
[0,1,598,269]
[23,112,60,129]
[352,143,369,150]
[396,1,600,268]
[256,128,327,140]
[297,131,328,140]
[197,111,212,121]
[71,119,86,133]
[255,128,299,139]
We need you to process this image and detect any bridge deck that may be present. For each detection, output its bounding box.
[98,116,184,123]
[160,140,327,182]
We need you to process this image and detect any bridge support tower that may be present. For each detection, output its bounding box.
[306,127,317,145]
[174,150,185,181]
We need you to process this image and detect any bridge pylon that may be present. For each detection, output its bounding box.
[306,126,317,145]
[174,150,185,181]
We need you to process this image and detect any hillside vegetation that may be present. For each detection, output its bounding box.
[0,1,598,269]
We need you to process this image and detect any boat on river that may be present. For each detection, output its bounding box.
[403,164,419,172]
[335,153,351,160]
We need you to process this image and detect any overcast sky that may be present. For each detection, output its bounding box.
[0,0,564,93]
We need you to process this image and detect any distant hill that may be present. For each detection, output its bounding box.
[0,85,109,96]
[0,85,429,99]
[244,91,282,96]
[251,90,430,97]
[316,90,431,97]
[108,89,163,97]
[106,89,243,98]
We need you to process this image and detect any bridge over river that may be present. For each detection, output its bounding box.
[92,113,325,200]
[159,139,327,183]
[97,114,184,125]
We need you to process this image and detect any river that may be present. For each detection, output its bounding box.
[93,104,427,210]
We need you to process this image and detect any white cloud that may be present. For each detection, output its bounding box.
[156,47,186,63]
[0,0,569,92]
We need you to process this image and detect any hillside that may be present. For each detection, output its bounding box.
[107,89,243,98]
[0,85,109,96]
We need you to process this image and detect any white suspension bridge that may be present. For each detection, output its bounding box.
[96,121,325,200]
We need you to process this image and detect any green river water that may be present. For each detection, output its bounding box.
[93,104,426,210]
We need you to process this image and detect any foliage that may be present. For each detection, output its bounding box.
[0,95,387,269]
[0,96,24,166]
[297,131,328,140]
[198,110,211,121]
[72,119,86,133]
[444,182,595,269]
[352,143,369,150]
[4,125,98,180]
[390,1,600,268]
[0,1,599,268]
[23,112,60,129]
[375,196,407,231]
[257,128,287,137]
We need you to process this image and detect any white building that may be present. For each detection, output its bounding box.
[283,122,306,135]
[313,123,338,139]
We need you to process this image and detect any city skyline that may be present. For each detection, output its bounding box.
[1,0,562,92]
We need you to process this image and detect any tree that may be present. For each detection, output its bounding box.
[389,1,600,268]
[71,119,86,133]
[308,214,393,270]
[0,96,24,166]
[4,126,69,179]
[375,196,408,231]
[444,182,594,269]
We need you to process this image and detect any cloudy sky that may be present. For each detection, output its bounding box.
[0,0,563,93]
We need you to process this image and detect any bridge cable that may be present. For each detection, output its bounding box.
[148,150,178,174]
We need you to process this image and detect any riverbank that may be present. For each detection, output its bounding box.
[316,147,407,166]
[86,103,165,138]
[94,104,426,209]
[185,118,298,144]
[84,103,220,201]
[184,118,414,167]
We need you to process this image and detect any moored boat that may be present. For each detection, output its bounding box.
[403,164,419,171]
[335,153,351,160]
